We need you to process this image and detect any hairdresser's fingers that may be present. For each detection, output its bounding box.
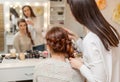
[69,58,83,69]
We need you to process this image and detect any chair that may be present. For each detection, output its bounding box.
[33,44,45,51]
[35,75,69,82]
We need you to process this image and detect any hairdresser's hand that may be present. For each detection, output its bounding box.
[26,20,34,26]
[69,58,83,69]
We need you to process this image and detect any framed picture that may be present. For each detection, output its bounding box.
[96,0,107,10]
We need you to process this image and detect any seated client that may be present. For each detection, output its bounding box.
[33,26,85,82]
[13,19,34,53]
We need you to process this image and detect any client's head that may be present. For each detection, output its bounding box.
[45,26,74,58]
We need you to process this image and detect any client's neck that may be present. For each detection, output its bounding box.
[51,53,66,62]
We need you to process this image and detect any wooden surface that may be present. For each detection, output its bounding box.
[0,4,4,51]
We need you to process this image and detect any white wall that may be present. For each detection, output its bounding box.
[65,4,86,38]
[101,0,120,32]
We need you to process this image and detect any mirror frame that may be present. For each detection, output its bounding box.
[0,0,50,53]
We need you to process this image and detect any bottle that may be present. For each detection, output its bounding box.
[19,53,25,60]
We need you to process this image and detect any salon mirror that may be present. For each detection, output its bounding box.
[0,0,50,53]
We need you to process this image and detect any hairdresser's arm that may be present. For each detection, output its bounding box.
[70,42,107,82]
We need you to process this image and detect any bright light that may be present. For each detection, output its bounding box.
[10,5,13,7]
[44,23,48,29]
[5,13,9,18]
[44,13,48,18]
[25,2,30,5]
[44,3,48,7]
[20,15,23,18]
[20,10,22,13]
[34,2,40,6]
[5,24,10,28]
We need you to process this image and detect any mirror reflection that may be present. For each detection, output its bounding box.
[3,1,50,53]
[9,5,45,35]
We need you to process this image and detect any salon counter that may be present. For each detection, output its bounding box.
[0,58,41,82]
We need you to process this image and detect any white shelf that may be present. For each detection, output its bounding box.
[50,0,66,25]
[6,35,14,45]
[50,3,65,7]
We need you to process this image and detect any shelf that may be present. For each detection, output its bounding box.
[50,4,65,7]
[50,20,64,25]
[50,0,66,25]
[50,1,65,7]
[50,16,65,20]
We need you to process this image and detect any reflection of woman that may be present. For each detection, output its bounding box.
[34,26,85,82]
[67,0,120,82]
[13,19,34,53]
[22,5,45,48]
[10,7,19,34]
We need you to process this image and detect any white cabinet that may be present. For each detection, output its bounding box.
[6,34,14,46]
[0,59,40,81]
[5,34,14,53]
[50,0,66,25]
[0,67,33,81]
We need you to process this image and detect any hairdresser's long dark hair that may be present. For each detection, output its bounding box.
[17,19,34,45]
[22,5,36,18]
[67,0,120,51]
[46,27,75,58]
